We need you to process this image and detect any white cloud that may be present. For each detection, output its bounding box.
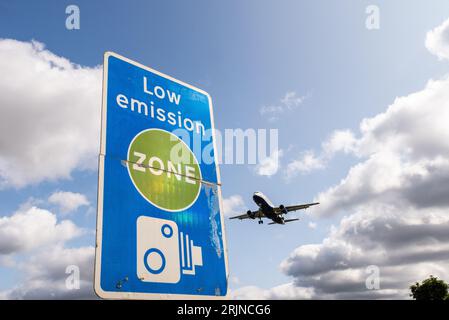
[281,91,304,109]
[222,195,246,217]
[0,39,101,188]
[314,74,449,217]
[279,206,449,299]
[0,206,83,255]
[48,191,90,214]
[230,286,268,300]
[254,149,283,176]
[425,17,449,60]
[260,91,305,121]
[231,283,314,300]
[233,205,449,299]
[285,130,356,178]
[321,129,357,155]
[2,245,96,299]
[284,67,449,299]
[252,17,449,299]
[0,199,93,299]
[308,222,317,230]
[285,150,325,177]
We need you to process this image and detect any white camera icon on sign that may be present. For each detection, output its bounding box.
[136,216,203,283]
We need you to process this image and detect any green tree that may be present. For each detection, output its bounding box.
[410,275,449,300]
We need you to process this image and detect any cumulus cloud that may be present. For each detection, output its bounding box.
[260,91,305,121]
[285,150,325,177]
[2,245,95,299]
[254,149,283,176]
[0,39,101,188]
[48,191,90,214]
[279,75,449,298]
[222,195,246,217]
[314,74,449,217]
[321,129,357,155]
[254,17,449,299]
[0,206,83,255]
[285,130,356,178]
[279,206,449,299]
[231,283,314,300]
[425,17,449,60]
[0,199,93,299]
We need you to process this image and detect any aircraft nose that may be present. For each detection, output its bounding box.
[252,193,262,204]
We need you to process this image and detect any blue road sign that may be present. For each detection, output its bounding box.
[94,52,229,299]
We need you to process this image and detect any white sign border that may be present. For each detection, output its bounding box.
[94,51,229,300]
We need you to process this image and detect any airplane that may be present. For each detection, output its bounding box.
[229,191,319,225]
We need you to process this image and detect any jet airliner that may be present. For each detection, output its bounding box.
[229,192,319,225]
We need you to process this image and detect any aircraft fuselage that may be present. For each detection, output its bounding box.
[253,192,284,224]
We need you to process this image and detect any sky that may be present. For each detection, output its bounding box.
[1,0,449,299]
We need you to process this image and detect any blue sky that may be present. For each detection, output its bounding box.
[2,0,449,299]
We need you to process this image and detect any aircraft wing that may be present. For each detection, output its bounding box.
[281,202,319,213]
[229,210,264,220]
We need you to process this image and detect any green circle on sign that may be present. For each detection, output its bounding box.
[127,129,201,212]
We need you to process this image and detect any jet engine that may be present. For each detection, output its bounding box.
[279,205,288,215]
[247,210,256,219]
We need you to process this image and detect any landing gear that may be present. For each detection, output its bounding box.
[258,220,263,224]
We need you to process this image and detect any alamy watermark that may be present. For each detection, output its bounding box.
[365,265,380,290]
[65,5,80,30]
[365,5,380,30]
[65,265,80,290]
[169,128,279,165]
